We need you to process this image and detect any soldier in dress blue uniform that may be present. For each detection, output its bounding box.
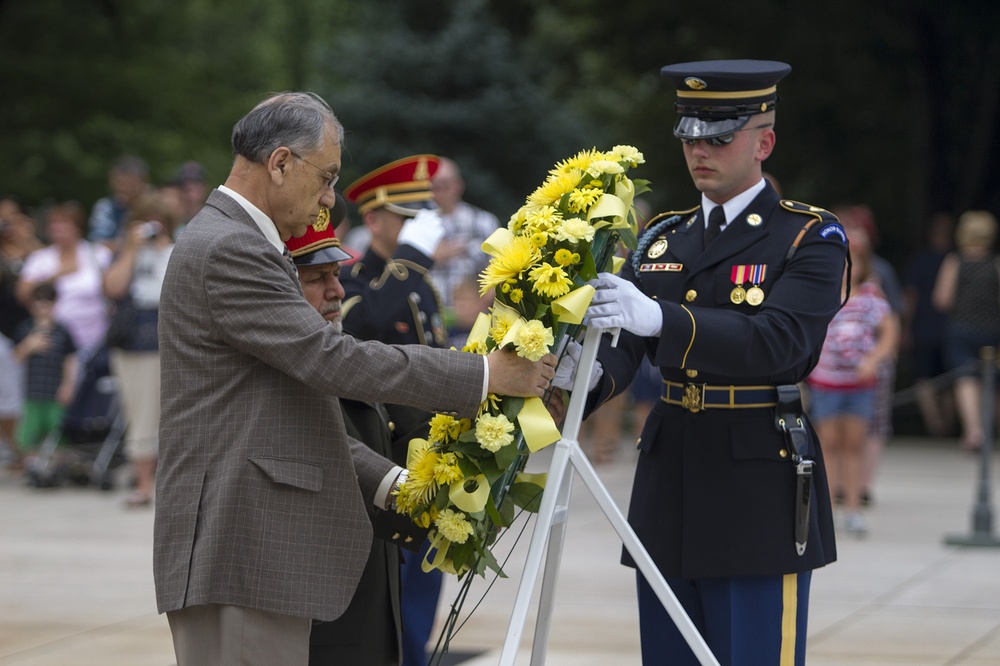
[342,156,449,666]
[559,60,848,665]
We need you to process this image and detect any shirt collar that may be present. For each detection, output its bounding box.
[701,178,767,230]
[218,185,284,253]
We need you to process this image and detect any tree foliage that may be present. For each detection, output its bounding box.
[1,0,998,268]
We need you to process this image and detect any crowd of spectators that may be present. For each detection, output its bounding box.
[0,156,207,506]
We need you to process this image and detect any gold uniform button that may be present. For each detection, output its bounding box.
[388,421,396,432]
[686,369,699,378]
[779,449,788,459]
[392,532,401,540]
[636,437,642,448]
[685,289,697,302]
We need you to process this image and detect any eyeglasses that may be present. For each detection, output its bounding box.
[679,123,774,147]
[291,152,340,190]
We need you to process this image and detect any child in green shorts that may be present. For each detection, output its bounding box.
[12,283,78,465]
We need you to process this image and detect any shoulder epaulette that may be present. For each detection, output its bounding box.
[779,199,846,260]
[645,206,699,232]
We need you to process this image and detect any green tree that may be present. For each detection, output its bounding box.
[316,0,593,220]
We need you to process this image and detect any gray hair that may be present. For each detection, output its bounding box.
[231,92,344,163]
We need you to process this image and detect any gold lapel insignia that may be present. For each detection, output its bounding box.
[648,238,668,258]
[746,213,762,227]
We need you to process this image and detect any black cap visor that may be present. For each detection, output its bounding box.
[673,115,750,141]
[293,245,353,266]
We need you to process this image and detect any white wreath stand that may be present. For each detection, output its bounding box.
[498,325,720,665]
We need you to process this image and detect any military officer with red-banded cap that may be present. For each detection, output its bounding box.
[555,60,847,665]
[342,155,449,666]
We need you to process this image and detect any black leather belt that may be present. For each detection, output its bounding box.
[661,380,778,413]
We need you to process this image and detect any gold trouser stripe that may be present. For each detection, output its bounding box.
[780,573,797,666]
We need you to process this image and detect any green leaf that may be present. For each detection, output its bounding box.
[501,397,524,422]
[508,482,545,513]
[494,440,518,469]
[618,225,638,251]
[485,494,509,527]
[476,542,507,578]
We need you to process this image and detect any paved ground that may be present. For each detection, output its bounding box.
[2,435,1000,665]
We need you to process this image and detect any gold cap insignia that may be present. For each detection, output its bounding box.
[313,207,330,231]
[685,77,708,90]
[413,156,430,182]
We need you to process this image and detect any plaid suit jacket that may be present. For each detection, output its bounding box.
[153,190,484,621]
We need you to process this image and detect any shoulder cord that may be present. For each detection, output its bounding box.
[632,214,682,279]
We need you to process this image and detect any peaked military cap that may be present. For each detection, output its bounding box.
[344,154,440,217]
[660,59,791,140]
[286,191,353,265]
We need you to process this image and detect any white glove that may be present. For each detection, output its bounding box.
[552,339,603,391]
[397,208,445,259]
[587,272,663,337]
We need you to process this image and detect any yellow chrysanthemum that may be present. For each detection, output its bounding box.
[609,145,645,167]
[396,440,440,513]
[433,452,463,485]
[551,148,608,177]
[529,262,572,299]
[507,208,529,234]
[476,412,515,453]
[553,249,580,267]
[525,206,561,233]
[434,509,476,544]
[554,217,596,243]
[489,304,521,344]
[529,231,549,249]
[462,340,488,355]
[478,235,541,296]
[509,288,523,304]
[428,414,465,444]
[567,187,604,214]
[515,320,554,361]
[527,172,579,207]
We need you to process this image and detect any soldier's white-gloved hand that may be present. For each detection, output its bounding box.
[587,272,663,337]
[552,339,603,391]
[397,208,445,259]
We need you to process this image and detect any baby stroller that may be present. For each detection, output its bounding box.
[25,346,127,489]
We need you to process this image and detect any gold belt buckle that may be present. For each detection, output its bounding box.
[682,383,704,413]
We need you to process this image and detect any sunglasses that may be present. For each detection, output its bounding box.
[679,123,774,147]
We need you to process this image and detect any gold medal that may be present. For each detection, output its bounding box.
[648,238,668,259]
[730,286,747,304]
[746,286,764,306]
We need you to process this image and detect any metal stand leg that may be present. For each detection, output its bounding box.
[945,346,1000,548]
[499,327,719,665]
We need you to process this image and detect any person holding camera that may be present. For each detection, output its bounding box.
[102,191,177,507]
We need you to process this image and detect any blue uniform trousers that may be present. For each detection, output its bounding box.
[637,570,811,665]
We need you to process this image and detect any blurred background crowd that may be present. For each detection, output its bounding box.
[1,1,998,529]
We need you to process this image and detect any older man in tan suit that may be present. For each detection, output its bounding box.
[154,92,554,666]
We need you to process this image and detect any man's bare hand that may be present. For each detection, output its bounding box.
[486,349,557,397]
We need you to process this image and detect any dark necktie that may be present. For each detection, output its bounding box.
[704,205,725,247]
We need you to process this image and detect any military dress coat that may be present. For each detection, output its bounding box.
[154,190,485,622]
[310,398,409,666]
[340,244,448,459]
[589,181,847,580]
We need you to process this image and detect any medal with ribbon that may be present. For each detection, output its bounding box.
[730,264,767,305]
[746,264,767,306]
